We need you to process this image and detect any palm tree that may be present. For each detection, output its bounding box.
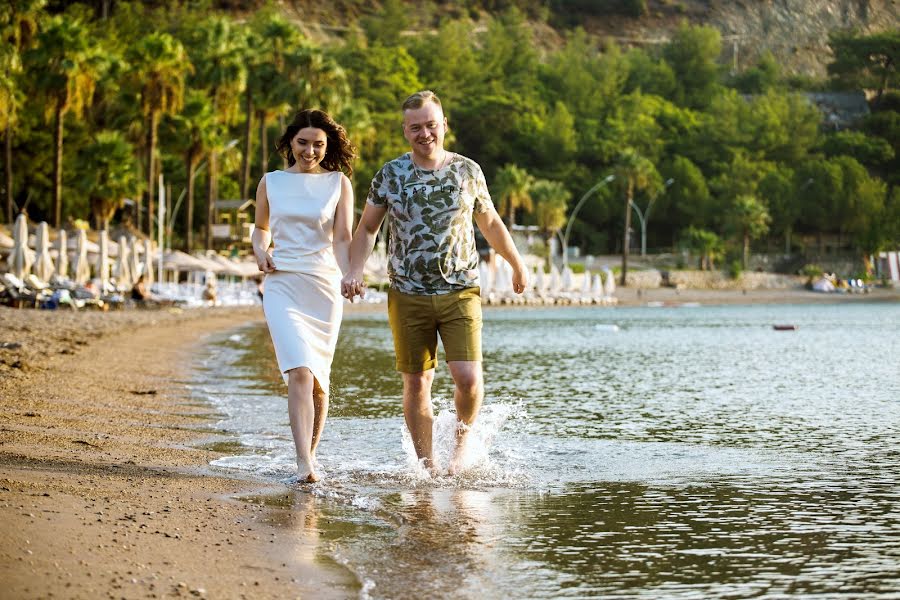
[1,0,43,223]
[530,179,571,260]
[492,164,534,228]
[727,194,771,269]
[127,32,190,237]
[614,149,661,285]
[164,90,218,251]
[683,226,724,270]
[27,16,106,228]
[185,16,247,249]
[75,131,141,231]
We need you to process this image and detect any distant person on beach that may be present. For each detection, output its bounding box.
[131,274,150,302]
[342,90,528,475]
[252,109,356,483]
[202,279,217,304]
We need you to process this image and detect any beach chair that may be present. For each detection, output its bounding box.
[1,273,40,308]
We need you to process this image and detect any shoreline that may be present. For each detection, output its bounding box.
[1,287,897,597]
[0,306,359,599]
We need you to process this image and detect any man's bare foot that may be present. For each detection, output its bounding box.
[448,422,471,476]
[301,471,320,483]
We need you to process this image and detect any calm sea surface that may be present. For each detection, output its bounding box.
[194,302,900,599]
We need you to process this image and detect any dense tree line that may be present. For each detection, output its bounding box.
[1,1,897,272]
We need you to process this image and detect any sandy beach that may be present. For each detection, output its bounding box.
[1,286,898,599]
[0,306,359,599]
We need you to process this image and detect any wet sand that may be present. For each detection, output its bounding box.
[1,286,897,598]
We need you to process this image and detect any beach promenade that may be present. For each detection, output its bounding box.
[2,287,898,598]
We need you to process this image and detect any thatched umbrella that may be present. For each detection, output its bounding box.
[7,213,34,279]
[72,229,91,284]
[56,229,69,280]
[33,222,55,281]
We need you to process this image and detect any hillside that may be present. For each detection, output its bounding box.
[266,0,898,78]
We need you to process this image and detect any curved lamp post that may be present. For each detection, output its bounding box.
[561,174,615,270]
[630,178,674,257]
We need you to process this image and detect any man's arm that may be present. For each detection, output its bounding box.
[341,203,388,299]
[474,207,528,294]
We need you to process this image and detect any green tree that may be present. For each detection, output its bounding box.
[1,0,43,222]
[657,155,710,237]
[726,194,770,268]
[530,179,571,251]
[27,15,106,227]
[182,15,247,249]
[127,32,190,236]
[74,130,141,231]
[492,163,535,228]
[662,22,722,110]
[164,89,219,251]
[614,148,661,283]
[730,51,781,94]
[822,130,894,167]
[828,30,899,106]
[682,226,724,270]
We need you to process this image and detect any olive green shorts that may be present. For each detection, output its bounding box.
[387,286,483,373]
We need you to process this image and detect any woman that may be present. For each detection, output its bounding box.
[252,109,356,483]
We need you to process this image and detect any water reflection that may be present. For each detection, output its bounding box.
[200,303,900,598]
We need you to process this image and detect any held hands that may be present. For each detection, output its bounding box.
[341,271,366,300]
[255,251,276,273]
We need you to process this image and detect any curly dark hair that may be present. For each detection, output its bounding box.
[274,109,357,176]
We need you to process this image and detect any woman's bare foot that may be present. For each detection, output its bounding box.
[301,471,320,483]
[298,459,319,483]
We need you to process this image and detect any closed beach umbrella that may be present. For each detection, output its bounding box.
[7,213,34,279]
[581,269,592,295]
[114,235,132,289]
[97,230,110,292]
[548,264,561,293]
[143,239,153,285]
[603,268,616,297]
[56,229,69,280]
[561,266,574,292]
[72,229,91,284]
[33,221,55,281]
[534,264,546,293]
[591,273,603,296]
[479,260,492,294]
[130,237,142,284]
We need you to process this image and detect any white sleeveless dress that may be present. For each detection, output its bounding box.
[262,170,344,390]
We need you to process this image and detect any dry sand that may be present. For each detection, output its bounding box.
[0,306,358,599]
[1,287,897,598]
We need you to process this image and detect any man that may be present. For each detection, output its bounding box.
[342,90,528,475]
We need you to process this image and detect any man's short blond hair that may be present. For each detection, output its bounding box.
[402,90,442,111]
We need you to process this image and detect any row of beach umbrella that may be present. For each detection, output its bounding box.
[4,214,259,290]
[480,256,616,298]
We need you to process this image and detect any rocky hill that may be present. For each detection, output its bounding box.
[268,0,898,78]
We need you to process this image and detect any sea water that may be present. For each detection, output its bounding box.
[193,302,900,599]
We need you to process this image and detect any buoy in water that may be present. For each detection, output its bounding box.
[773,324,797,331]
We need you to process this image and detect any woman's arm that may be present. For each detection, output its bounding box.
[252,175,276,273]
[332,174,355,276]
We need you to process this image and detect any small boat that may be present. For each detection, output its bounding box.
[773,324,798,331]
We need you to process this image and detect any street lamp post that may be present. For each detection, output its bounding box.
[630,178,674,257]
[561,174,615,270]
